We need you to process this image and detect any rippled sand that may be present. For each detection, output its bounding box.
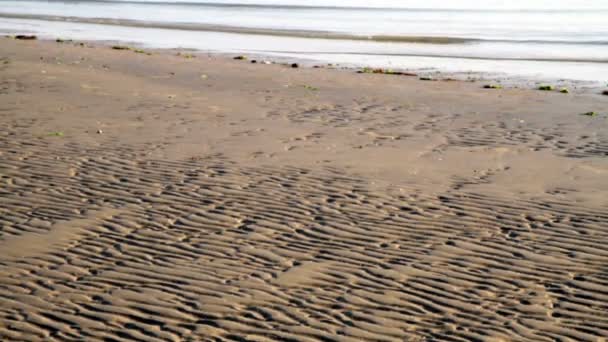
[1,38,608,341]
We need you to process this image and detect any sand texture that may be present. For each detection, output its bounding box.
[1,38,608,341]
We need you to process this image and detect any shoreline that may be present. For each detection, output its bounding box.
[1,36,608,341]
[1,15,607,91]
[6,33,608,96]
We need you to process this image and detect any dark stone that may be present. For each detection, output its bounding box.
[291,63,299,68]
[15,35,37,40]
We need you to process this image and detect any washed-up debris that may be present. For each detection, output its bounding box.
[234,55,247,60]
[538,85,554,91]
[55,38,73,43]
[112,45,131,50]
[291,63,299,68]
[48,132,64,137]
[560,88,569,94]
[483,84,503,89]
[251,60,257,64]
[602,90,608,96]
[96,129,103,134]
[582,112,598,117]
[15,35,37,40]
[419,77,433,81]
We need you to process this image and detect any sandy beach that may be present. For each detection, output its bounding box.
[1,37,608,341]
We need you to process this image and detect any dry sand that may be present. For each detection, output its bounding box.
[1,38,608,341]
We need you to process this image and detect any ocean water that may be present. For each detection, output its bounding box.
[1,0,607,84]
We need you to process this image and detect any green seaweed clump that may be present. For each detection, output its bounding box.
[419,77,433,81]
[48,132,64,137]
[111,45,131,50]
[137,49,153,56]
[302,85,319,91]
[358,67,417,76]
[560,88,569,94]
[233,55,247,60]
[359,67,375,74]
[581,112,598,117]
[538,85,554,91]
[177,52,195,58]
[483,84,503,89]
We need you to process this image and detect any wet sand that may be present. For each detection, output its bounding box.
[1,37,608,341]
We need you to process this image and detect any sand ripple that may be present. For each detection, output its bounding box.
[1,135,607,341]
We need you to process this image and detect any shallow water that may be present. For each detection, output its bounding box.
[1,0,607,83]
